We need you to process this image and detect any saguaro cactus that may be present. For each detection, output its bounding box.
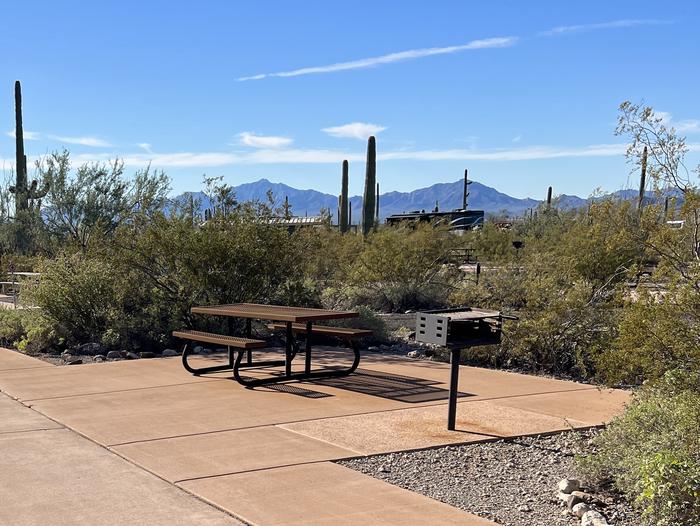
[638,146,648,215]
[462,169,471,210]
[340,160,349,233]
[375,182,379,228]
[10,81,48,216]
[361,136,376,236]
[546,186,553,209]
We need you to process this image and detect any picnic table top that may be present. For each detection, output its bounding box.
[191,303,359,323]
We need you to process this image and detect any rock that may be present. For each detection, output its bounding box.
[125,352,140,360]
[573,502,592,518]
[94,355,106,362]
[567,491,594,511]
[139,351,155,359]
[106,350,122,360]
[378,465,390,473]
[162,349,179,357]
[73,342,103,356]
[407,350,420,358]
[558,478,580,494]
[193,345,204,354]
[367,346,379,352]
[581,510,608,526]
[67,359,83,365]
[518,504,531,512]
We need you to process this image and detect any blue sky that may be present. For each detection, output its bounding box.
[1,1,699,199]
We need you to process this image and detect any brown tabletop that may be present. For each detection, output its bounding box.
[190,303,358,323]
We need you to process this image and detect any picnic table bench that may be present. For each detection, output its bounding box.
[173,303,371,387]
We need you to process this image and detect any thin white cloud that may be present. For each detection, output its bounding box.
[47,134,114,147]
[512,134,523,143]
[39,142,644,169]
[137,142,153,153]
[8,142,694,171]
[322,122,387,140]
[5,130,41,140]
[656,111,700,134]
[237,131,293,149]
[540,19,671,36]
[237,36,518,81]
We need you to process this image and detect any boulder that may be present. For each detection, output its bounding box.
[94,355,106,362]
[125,352,140,360]
[66,359,83,365]
[139,352,155,359]
[558,478,581,494]
[581,510,608,526]
[161,349,179,357]
[407,350,421,358]
[106,350,122,360]
[573,502,591,518]
[73,342,103,356]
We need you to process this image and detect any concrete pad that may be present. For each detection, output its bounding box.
[0,355,223,401]
[491,387,630,426]
[0,347,52,371]
[357,357,598,401]
[180,462,497,526]
[0,393,62,434]
[281,400,589,455]
[115,426,356,482]
[31,379,414,445]
[0,428,242,526]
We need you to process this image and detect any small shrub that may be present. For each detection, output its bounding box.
[577,371,700,525]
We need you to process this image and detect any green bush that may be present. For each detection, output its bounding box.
[24,254,122,347]
[578,371,700,525]
[345,224,460,312]
[0,309,58,354]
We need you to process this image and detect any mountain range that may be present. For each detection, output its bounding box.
[174,178,668,219]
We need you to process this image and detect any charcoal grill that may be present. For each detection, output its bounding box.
[415,307,516,430]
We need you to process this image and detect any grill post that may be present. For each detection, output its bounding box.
[447,348,460,430]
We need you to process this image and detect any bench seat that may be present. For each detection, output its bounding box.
[172,330,266,349]
[267,323,372,338]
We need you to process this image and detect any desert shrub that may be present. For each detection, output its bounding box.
[0,309,59,354]
[598,276,700,385]
[24,254,122,347]
[578,371,700,525]
[345,224,460,312]
[0,309,30,346]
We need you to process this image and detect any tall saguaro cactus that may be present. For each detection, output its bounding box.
[546,186,553,209]
[375,182,379,228]
[361,136,376,236]
[339,160,349,233]
[10,81,48,218]
[638,146,648,216]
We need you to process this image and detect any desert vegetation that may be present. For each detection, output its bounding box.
[0,101,698,524]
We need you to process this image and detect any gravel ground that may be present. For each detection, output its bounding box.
[338,430,639,526]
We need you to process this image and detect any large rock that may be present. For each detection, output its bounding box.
[125,352,140,360]
[139,352,155,359]
[161,349,179,357]
[106,350,122,360]
[581,510,608,526]
[573,502,591,518]
[73,342,103,356]
[558,478,580,494]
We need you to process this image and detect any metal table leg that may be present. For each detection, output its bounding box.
[285,321,293,377]
[304,321,312,375]
[447,348,460,431]
[245,318,253,365]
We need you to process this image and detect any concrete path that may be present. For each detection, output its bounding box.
[0,347,629,525]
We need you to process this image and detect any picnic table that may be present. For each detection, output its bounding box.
[174,303,371,387]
